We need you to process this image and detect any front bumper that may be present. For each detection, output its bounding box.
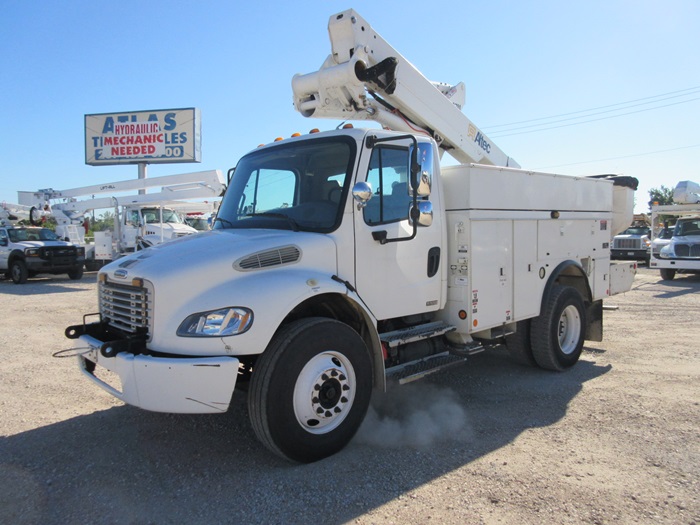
[25,256,84,272]
[650,258,700,271]
[611,249,649,261]
[76,333,239,414]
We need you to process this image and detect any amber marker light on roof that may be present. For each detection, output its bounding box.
[309,128,320,133]
[342,123,354,129]
[291,132,301,137]
[274,137,284,142]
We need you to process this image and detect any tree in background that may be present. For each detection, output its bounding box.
[91,211,115,232]
[648,186,674,210]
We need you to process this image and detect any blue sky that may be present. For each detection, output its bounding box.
[1,0,698,213]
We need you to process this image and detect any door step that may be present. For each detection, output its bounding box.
[385,351,468,385]
[379,321,455,348]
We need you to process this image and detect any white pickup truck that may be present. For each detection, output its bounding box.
[0,225,85,284]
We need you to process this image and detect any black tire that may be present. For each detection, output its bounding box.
[504,319,536,366]
[68,265,84,280]
[248,318,373,463]
[29,206,42,226]
[10,259,28,284]
[660,268,676,281]
[531,285,586,371]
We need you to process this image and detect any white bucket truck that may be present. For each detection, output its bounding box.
[650,180,700,280]
[1,202,85,284]
[66,10,637,462]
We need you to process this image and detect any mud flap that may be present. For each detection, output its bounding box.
[585,299,603,342]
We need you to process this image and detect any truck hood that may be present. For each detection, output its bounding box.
[101,229,338,284]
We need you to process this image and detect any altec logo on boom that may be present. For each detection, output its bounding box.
[467,124,492,154]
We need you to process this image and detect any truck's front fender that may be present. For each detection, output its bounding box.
[149,268,377,361]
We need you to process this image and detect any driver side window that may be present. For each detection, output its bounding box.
[363,147,411,225]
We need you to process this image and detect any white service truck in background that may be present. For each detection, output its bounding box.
[650,180,700,280]
[20,170,225,268]
[1,203,85,284]
[66,9,637,462]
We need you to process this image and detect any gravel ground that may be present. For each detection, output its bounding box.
[1,267,698,525]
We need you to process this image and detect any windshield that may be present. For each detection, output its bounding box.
[141,208,182,224]
[185,217,211,231]
[674,219,700,237]
[621,227,649,236]
[8,228,59,242]
[215,137,355,233]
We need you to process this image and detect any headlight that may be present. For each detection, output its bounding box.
[25,248,39,257]
[659,245,673,259]
[177,307,253,337]
[76,247,85,256]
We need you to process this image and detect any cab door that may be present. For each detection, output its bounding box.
[353,139,443,321]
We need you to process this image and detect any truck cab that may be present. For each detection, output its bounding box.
[122,205,198,249]
[655,216,700,280]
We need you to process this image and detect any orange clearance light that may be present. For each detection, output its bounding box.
[473,319,478,327]
[309,128,320,134]
[342,123,354,129]
[257,144,265,148]
[458,310,467,320]
[274,137,284,142]
[291,132,301,137]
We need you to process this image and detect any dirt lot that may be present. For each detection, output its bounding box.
[1,267,698,525]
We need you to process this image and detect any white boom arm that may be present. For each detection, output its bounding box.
[18,170,225,222]
[292,9,519,168]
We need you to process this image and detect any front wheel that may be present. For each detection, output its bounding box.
[248,318,373,463]
[531,285,586,371]
[10,259,28,284]
[660,268,676,281]
[68,265,84,280]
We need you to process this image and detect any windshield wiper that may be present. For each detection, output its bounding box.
[246,212,299,231]
[214,217,235,229]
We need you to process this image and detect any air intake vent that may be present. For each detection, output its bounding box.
[235,245,301,271]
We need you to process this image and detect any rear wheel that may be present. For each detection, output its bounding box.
[531,285,586,371]
[10,259,28,284]
[504,319,536,366]
[248,318,373,463]
[660,268,676,281]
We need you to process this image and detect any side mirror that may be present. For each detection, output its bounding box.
[409,201,433,227]
[408,172,431,197]
[0,238,7,247]
[352,181,373,209]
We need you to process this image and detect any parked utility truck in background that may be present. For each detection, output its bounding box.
[650,180,700,280]
[1,203,85,284]
[20,170,225,269]
[66,9,637,462]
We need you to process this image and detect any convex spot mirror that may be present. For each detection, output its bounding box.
[352,181,373,209]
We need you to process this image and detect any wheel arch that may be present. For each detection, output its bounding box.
[280,292,384,390]
[544,260,593,304]
[7,249,26,266]
[543,260,601,342]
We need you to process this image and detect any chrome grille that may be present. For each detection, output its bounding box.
[235,245,301,270]
[99,280,150,334]
[613,238,641,250]
[674,244,700,258]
